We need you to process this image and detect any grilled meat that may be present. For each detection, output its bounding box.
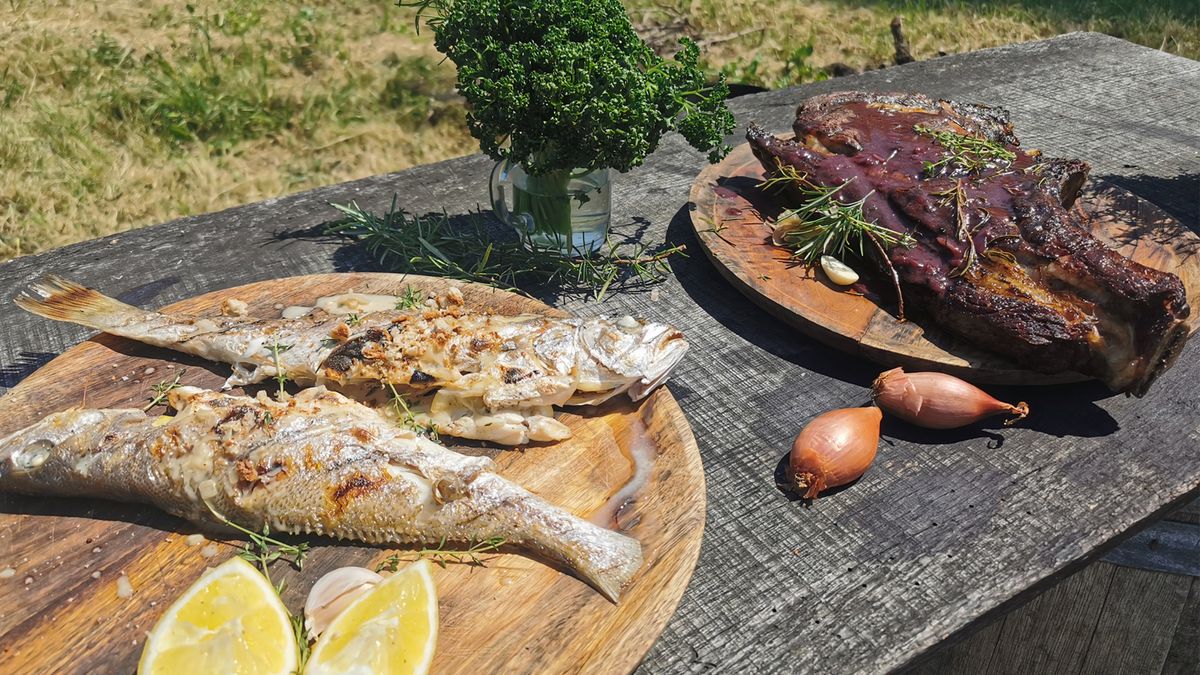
[747,91,1189,395]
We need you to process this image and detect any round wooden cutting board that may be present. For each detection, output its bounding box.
[0,273,706,674]
[690,140,1200,384]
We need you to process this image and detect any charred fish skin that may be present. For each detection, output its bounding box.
[746,92,1190,395]
[0,387,643,602]
[16,277,688,441]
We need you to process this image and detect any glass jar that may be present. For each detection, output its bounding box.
[490,160,611,254]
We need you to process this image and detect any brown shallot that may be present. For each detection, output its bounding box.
[789,407,882,499]
[872,367,1029,429]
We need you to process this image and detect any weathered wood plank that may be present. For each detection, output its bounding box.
[909,562,1194,675]
[1079,566,1192,674]
[0,33,1197,673]
[1162,577,1200,675]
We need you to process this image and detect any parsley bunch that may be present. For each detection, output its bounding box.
[399,0,735,174]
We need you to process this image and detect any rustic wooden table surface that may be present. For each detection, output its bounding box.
[1,33,1197,673]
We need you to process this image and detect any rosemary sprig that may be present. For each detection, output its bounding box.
[269,339,291,396]
[375,536,506,572]
[759,164,915,265]
[395,286,423,310]
[384,381,438,440]
[143,368,186,411]
[761,162,914,318]
[915,124,1016,176]
[325,197,683,301]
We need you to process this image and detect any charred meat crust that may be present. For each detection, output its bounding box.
[748,91,1190,395]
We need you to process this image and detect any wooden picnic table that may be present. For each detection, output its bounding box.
[1,32,1197,672]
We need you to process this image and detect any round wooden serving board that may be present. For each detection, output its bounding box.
[691,140,1200,384]
[0,273,706,674]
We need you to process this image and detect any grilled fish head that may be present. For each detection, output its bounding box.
[563,317,689,405]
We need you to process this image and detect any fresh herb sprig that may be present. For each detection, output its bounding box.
[383,381,438,440]
[201,504,310,669]
[760,164,915,265]
[204,504,310,590]
[325,198,683,301]
[933,179,977,277]
[269,339,291,396]
[761,162,914,318]
[143,368,186,411]
[375,536,506,572]
[395,286,423,310]
[915,124,1016,176]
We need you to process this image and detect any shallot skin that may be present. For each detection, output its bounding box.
[789,407,882,499]
[872,367,1029,429]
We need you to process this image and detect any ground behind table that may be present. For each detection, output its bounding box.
[0,32,1198,673]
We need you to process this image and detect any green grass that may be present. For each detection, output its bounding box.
[0,0,1195,260]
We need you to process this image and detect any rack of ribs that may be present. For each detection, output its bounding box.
[746,91,1189,396]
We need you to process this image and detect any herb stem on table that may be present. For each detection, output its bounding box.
[325,198,683,301]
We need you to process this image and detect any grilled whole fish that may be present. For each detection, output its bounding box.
[0,386,643,601]
[16,277,688,444]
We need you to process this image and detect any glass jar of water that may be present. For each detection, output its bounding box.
[490,161,611,254]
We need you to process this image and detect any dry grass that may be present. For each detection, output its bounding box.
[1,0,1196,260]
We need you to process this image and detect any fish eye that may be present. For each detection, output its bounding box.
[13,439,53,471]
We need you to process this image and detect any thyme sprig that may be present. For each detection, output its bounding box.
[325,198,683,301]
[933,179,977,277]
[203,504,310,589]
[759,164,915,265]
[395,286,423,310]
[375,536,507,572]
[202,504,310,670]
[143,368,186,411]
[915,124,1016,176]
[384,381,438,440]
[269,339,291,396]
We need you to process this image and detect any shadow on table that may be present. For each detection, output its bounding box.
[1,352,57,388]
[270,210,673,306]
[664,203,882,389]
[1100,171,1199,232]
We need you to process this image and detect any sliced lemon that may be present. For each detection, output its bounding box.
[305,559,438,675]
[138,556,297,675]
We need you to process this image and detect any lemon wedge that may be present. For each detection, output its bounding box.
[138,556,297,675]
[304,559,438,675]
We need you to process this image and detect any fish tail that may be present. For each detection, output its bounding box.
[16,276,147,331]
[565,524,644,603]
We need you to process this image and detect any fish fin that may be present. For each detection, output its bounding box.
[571,526,644,603]
[15,276,143,330]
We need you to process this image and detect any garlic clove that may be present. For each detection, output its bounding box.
[771,212,804,245]
[303,566,384,640]
[820,255,860,286]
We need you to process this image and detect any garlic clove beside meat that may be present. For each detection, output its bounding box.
[820,255,860,286]
[771,212,804,246]
[303,566,384,640]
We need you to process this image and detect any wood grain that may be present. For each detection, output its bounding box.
[689,139,1200,385]
[0,273,706,674]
